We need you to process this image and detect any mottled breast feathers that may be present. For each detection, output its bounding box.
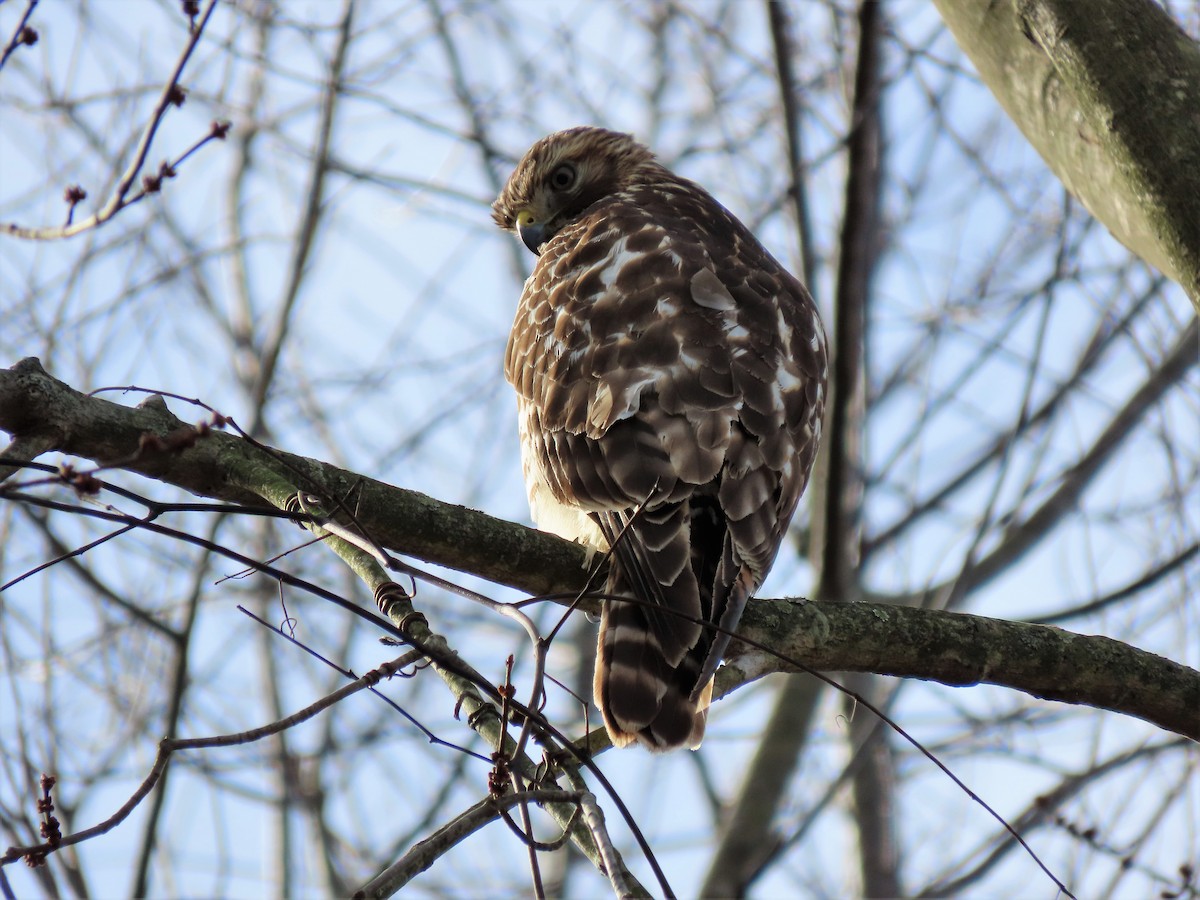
[494,126,827,751]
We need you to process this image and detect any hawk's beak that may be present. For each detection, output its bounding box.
[516,210,548,256]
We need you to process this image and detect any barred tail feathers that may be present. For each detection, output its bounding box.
[594,596,710,751]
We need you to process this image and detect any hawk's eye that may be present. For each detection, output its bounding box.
[548,164,576,192]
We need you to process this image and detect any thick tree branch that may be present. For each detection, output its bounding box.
[933,0,1200,308]
[721,598,1198,743]
[0,357,589,599]
[2,357,1197,743]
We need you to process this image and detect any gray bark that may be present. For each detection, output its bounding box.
[934,0,1200,308]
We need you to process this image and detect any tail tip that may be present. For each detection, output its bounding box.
[599,677,713,752]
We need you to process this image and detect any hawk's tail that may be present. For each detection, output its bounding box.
[590,496,751,751]
[593,597,713,751]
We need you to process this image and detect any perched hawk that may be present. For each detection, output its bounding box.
[493,127,827,751]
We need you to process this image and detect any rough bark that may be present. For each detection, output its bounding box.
[721,597,1200,743]
[933,0,1200,308]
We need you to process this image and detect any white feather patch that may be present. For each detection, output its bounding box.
[689,268,737,310]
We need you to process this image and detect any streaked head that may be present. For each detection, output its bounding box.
[492,126,654,254]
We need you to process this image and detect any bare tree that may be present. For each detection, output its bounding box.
[1,1,1196,898]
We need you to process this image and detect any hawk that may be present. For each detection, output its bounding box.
[493,127,826,751]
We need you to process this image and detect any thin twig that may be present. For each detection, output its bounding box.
[766,0,816,288]
[0,652,418,865]
[1,0,222,240]
[0,0,38,75]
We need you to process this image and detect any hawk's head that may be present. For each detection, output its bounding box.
[492,126,655,255]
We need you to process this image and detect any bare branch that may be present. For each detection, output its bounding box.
[357,790,648,900]
[766,0,816,288]
[0,1,38,76]
[934,317,1198,602]
[1,653,421,867]
[0,358,589,597]
[0,0,223,241]
[723,597,1200,742]
[246,0,354,431]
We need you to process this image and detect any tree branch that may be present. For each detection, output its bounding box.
[0,0,38,76]
[720,598,1199,742]
[933,0,1200,308]
[2,357,1197,743]
[0,357,589,599]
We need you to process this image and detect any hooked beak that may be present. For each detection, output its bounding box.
[516,209,548,256]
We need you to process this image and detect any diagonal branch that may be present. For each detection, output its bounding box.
[0,0,38,76]
[933,0,1200,307]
